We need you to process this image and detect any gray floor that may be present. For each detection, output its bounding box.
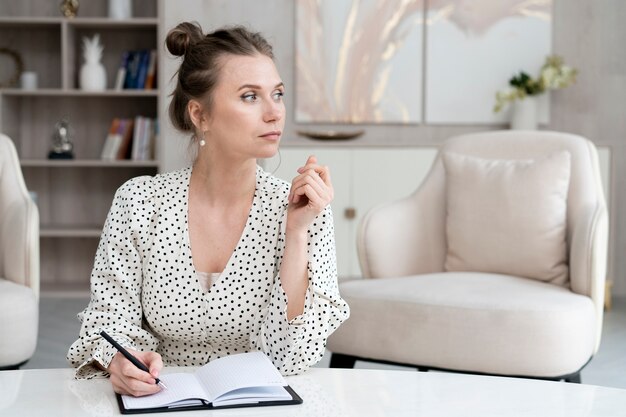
[24,295,626,389]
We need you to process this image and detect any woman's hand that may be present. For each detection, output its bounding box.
[287,155,334,235]
[108,349,163,397]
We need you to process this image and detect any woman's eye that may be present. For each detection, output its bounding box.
[272,91,284,101]
[241,93,257,102]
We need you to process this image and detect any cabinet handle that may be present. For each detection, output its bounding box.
[344,207,356,219]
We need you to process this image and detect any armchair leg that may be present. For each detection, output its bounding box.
[564,372,581,383]
[329,353,357,368]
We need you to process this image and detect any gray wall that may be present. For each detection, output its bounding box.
[158,0,626,295]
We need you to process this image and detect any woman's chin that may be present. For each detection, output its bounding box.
[256,144,280,159]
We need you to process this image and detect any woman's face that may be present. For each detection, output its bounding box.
[203,53,285,160]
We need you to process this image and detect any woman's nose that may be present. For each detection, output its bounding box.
[263,101,284,123]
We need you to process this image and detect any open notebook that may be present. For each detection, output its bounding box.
[116,352,302,414]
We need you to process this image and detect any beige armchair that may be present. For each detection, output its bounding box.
[0,134,39,370]
[327,131,608,383]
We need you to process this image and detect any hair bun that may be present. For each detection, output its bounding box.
[166,21,204,57]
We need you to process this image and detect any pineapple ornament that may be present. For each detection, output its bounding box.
[79,34,106,91]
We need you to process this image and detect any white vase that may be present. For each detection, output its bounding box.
[108,0,132,19]
[510,96,538,130]
[79,62,107,91]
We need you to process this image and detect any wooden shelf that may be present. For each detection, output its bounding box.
[67,17,158,28]
[40,225,102,238]
[0,17,63,26]
[0,17,157,28]
[1,88,158,97]
[21,159,159,167]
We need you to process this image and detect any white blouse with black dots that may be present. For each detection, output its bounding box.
[67,165,350,378]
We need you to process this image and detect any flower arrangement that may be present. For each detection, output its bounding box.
[494,55,578,113]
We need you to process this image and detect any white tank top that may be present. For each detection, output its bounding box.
[196,271,221,293]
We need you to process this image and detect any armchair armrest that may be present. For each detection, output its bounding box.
[357,160,447,279]
[569,201,607,353]
[1,195,39,299]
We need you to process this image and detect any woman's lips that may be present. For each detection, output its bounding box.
[259,131,282,141]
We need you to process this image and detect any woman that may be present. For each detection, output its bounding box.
[67,22,349,397]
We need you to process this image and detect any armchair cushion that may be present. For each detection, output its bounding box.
[443,151,571,286]
[329,272,595,377]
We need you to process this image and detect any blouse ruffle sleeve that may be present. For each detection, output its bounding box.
[251,205,350,375]
[66,176,160,379]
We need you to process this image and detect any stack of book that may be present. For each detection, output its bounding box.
[114,49,157,90]
[100,116,157,161]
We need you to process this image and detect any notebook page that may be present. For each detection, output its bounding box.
[122,372,207,409]
[195,352,286,402]
[212,386,292,407]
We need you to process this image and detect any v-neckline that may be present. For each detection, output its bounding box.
[184,166,260,283]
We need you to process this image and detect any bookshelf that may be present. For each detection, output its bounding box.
[0,0,160,292]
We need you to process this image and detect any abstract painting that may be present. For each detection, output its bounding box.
[425,0,552,123]
[295,0,424,124]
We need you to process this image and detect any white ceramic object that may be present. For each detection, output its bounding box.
[510,96,539,130]
[79,34,106,91]
[20,71,38,90]
[79,63,106,91]
[108,0,132,20]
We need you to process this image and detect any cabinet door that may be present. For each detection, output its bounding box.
[274,148,438,278]
[350,148,439,277]
[268,149,353,277]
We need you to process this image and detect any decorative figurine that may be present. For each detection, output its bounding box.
[48,118,75,159]
[60,0,79,18]
[79,34,106,91]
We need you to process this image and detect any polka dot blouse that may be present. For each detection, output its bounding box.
[67,165,350,378]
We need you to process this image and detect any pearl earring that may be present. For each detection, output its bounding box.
[199,130,207,147]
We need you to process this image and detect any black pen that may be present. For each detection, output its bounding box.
[100,330,168,390]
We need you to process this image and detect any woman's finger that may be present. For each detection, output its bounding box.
[292,183,327,211]
[113,370,161,397]
[109,350,161,397]
[291,172,330,205]
[298,163,332,188]
[291,170,328,201]
[291,184,332,207]
[120,359,157,385]
[138,351,163,379]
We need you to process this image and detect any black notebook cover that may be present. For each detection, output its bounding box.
[116,385,303,414]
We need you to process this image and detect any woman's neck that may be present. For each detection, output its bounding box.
[191,157,257,206]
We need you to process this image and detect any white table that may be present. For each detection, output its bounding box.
[1,367,626,416]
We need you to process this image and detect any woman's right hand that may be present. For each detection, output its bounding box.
[107,349,163,397]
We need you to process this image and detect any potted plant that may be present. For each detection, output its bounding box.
[494,55,578,129]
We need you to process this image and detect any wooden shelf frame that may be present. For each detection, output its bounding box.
[0,0,161,292]
[20,159,159,167]
[1,88,158,97]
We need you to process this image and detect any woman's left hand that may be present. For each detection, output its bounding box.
[287,155,334,235]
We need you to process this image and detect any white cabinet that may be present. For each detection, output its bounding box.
[271,148,438,278]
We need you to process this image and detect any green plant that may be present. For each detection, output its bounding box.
[494,55,578,113]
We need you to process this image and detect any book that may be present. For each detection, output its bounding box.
[144,50,157,90]
[124,51,140,89]
[130,115,145,160]
[116,352,302,414]
[135,50,151,89]
[114,51,130,90]
[100,118,122,160]
[116,118,135,160]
